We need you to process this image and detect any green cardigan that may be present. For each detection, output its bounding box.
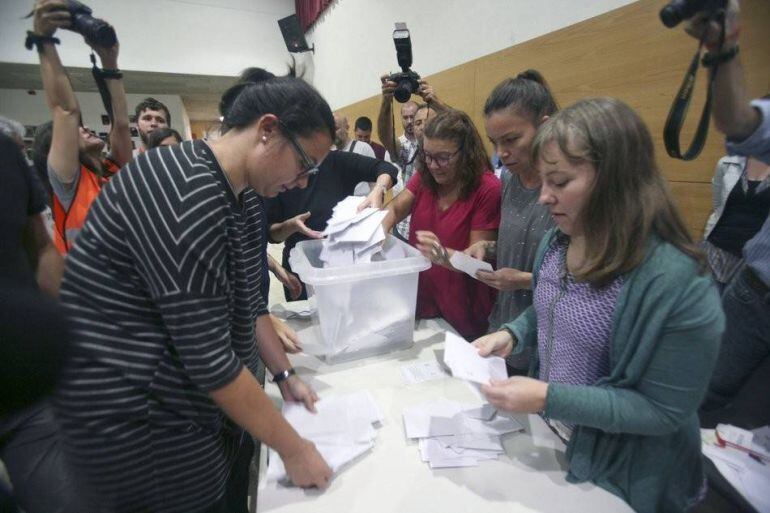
[503,229,724,513]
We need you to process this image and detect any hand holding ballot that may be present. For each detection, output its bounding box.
[470,330,548,414]
[481,377,549,414]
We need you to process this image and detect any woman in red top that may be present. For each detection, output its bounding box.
[384,109,501,338]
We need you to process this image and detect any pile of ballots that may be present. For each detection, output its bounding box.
[402,399,523,469]
[267,391,384,483]
[401,332,524,468]
[320,196,389,267]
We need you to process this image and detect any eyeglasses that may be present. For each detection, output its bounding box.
[277,119,319,178]
[420,148,461,168]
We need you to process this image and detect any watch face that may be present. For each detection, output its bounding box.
[393,29,410,39]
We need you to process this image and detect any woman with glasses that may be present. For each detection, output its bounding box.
[55,70,336,512]
[383,109,501,339]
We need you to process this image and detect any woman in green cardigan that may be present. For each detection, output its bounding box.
[473,97,724,513]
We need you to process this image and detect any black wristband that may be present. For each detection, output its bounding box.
[702,45,739,68]
[98,68,123,80]
[272,367,296,384]
[25,31,60,52]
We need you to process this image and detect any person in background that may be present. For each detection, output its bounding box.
[701,151,770,292]
[465,70,558,373]
[474,98,723,513]
[390,103,439,240]
[30,0,131,254]
[54,70,336,512]
[134,96,171,152]
[382,109,501,339]
[0,131,77,513]
[268,150,398,300]
[684,0,770,434]
[147,126,183,149]
[354,116,391,161]
[0,116,27,150]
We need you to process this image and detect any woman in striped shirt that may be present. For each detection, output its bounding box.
[55,72,336,512]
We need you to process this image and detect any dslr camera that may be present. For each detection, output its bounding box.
[388,22,420,103]
[57,0,117,47]
[659,0,727,28]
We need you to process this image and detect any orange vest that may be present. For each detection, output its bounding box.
[53,160,120,254]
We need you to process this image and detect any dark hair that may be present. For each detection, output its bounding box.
[134,97,171,126]
[147,127,183,149]
[483,70,558,123]
[354,116,373,132]
[418,109,490,199]
[218,67,334,141]
[532,97,706,286]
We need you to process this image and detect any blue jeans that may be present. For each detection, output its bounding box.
[700,267,770,429]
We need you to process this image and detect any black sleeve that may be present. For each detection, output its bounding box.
[334,151,399,188]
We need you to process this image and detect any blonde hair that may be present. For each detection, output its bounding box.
[532,97,706,286]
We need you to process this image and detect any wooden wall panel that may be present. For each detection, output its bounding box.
[334,0,770,237]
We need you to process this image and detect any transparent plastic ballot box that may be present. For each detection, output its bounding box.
[289,237,430,363]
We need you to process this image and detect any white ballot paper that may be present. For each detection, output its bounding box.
[320,197,390,267]
[267,391,383,483]
[443,332,507,385]
[403,398,523,469]
[400,360,450,385]
[449,251,493,279]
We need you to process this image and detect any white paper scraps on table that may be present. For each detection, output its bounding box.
[404,399,522,469]
[449,251,493,279]
[443,332,507,385]
[702,438,770,513]
[400,360,449,385]
[463,404,497,421]
[267,391,383,483]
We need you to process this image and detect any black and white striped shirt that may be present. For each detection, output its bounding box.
[55,140,267,512]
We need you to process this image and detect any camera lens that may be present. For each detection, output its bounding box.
[394,80,415,103]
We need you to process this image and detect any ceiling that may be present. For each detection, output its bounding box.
[0,61,236,121]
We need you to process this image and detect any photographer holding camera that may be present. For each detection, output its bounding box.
[29,0,132,254]
[675,0,770,434]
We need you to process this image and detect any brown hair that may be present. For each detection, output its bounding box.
[483,69,559,122]
[418,109,490,199]
[532,97,706,287]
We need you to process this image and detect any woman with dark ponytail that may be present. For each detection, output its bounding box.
[466,70,559,369]
[55,69,335,511]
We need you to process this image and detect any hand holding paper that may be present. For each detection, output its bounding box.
[449,251,493,279]
[443,332,507,385]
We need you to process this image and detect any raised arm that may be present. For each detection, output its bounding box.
[89,38,132,166]
[34,0,80,184]
[377,74,401,158]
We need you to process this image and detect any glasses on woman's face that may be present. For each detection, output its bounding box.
[277,119,319,178]
[421,148,460,168]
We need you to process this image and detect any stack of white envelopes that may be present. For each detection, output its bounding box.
[320,196,389,267]
[267,391,383,482]
[403,398,523,468]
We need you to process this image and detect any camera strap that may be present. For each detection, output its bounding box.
[90,52,114,123]
[663,10,726,161]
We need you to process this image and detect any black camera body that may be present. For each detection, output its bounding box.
[61,0,117,47]
[659,0,727,28]
[388,23,421,103]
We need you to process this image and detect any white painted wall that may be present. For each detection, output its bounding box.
[0,88,190,145]
[0,0,296,77]
[306,0,638,109]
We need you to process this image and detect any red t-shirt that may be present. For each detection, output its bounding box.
[406,171,502,339]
